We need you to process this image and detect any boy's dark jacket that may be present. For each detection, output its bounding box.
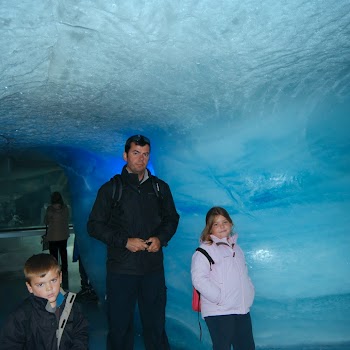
[0,292,88,349]
[87,166,180,274]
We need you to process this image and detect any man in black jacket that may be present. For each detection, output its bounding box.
[87,134,180,350]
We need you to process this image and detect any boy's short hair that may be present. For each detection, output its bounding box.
[24,253,61,284]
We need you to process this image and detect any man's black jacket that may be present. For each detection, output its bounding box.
[87,166,180,274]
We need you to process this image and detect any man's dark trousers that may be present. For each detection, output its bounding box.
[106,270,170,350]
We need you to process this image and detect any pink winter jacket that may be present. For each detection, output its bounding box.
[191,234,255,318]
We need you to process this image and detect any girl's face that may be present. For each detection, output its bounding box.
[210,215,233,239]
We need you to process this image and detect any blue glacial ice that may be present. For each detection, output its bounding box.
[46,97,350,348]
[1,0,350,348]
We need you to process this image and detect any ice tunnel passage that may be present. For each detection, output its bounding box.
[1,0,350,349]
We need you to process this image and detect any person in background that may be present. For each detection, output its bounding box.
[87,134,180,350]
[73,237,98,303]
[44,191,70,273]
[0,253,88,349]
[191,207,255,350]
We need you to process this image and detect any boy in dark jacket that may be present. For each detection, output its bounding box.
[0,253,88,349]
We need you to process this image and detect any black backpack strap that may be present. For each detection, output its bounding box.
[150,175,161,199]
[195,247,215,270]
[111,174,162,213]
[150,176,164,218]
[111,175,123,206]
[194,247,214,341]
[112,174,161,203]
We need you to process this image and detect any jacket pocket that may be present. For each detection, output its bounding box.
[245,278,255,308]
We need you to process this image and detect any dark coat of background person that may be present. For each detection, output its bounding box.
[44,192,70,272]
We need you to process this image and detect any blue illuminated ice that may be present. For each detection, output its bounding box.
[49,100,350,348]
[1,0,350,348]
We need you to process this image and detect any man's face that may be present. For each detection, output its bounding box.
[26,268,62,308]
[123,142,150,177]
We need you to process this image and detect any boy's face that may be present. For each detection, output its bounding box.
[26,268,62,308]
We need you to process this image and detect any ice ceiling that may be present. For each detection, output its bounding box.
[1,1,350,348]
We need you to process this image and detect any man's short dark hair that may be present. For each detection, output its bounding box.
[124,135,151,153]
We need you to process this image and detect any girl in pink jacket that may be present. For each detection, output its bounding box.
[191,207,255,350]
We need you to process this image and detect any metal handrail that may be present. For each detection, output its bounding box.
[0,225,74,238]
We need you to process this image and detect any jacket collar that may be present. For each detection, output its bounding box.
[29,288,66,313]
[210,234,238,247]
[46,288,66,313]
[121,165,151,185]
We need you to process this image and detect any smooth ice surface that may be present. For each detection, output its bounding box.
[1,1,350,348]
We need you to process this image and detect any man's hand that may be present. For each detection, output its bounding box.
[145,237,161,253]
[126,238,149,252]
